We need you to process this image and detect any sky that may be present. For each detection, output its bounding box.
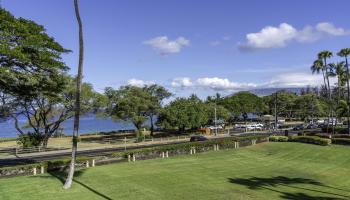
[3,0,350,98]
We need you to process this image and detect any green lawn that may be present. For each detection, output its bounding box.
[1,142,350,200]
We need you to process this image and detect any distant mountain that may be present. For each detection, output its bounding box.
[248,87,304,96]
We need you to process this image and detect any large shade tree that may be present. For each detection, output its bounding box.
[144,84,172,136]
[13,78,98,147]
[105,85,152,136]
[222,91,264,121]
[157,95,208,131]
[0,8,69,107]
[337,48,350,134]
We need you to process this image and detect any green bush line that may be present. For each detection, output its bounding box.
[269,136,288,142]
[0,156,91,171]
[321,127,348,134]
[270,135,331,146]
[112,136,268,158]
[331,138,350,145]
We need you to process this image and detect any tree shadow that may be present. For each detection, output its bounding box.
[33,170,113,200]
[228,176,350,200]
[280,192,344,200]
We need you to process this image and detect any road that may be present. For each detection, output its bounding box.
[0,140,188,167]
[0,128,320,167]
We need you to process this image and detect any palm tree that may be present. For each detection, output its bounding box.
[328,62,345,133]
[337,48,350,135]
[337,100,348,120]
[311,59,327,92]
[63,0,84,189]
[328,62,345,104]
[318,51,333,132]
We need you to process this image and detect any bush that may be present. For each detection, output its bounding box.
[332,134,350,139]
[331,138,350,145]
[269,136,288,142]
[321,127,348,134]
[112,136,269,158]
[17,132,44,147]
[314,133,331,138]
[289,136,331,146]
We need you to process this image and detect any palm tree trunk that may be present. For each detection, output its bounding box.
[324,59,332,133]
[63,0,84,189]
[346,56,350,135]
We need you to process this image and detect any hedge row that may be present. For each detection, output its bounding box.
[289,136,331,146]
[112,136,268,158]
[269,135,331,146]
[269,136,288,142]
[321,127,349,134]
[331,138,350,145]
[0,156,91,171]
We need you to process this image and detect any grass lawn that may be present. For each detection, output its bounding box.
[1,142,350,200]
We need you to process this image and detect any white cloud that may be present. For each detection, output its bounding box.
[295,26,321,43]
[127,78,155,87]
[143,36,190,55]
[263,72,334,88]
[171,77,256,91]
[239,22,349,50]
[196,77,257,90]
[316,22,349,36]
[171,77,193,87]
[170,72,337,93]
[239,23,297,50]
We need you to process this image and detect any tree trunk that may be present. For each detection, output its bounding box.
[346,56,350,135]
[324,59,332,133]
[150,115,154,136]
[64,0,84,189]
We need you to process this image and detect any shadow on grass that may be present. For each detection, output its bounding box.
[228,176,349,200]
[33,170,113,200]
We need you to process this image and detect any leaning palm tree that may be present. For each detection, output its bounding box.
[318,51,333,132]
[311,59,327,92]
[337,48,350,135]
[63,0,84,189]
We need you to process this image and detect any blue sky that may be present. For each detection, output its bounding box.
[3,0,350,98]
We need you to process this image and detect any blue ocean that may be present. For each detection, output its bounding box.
[0,115,137,138]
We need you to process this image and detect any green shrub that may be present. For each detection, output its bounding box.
[112,136,268,158]
[321,127,348,134]
[269,136,288,142]
[332,134,350,139]
[331,138,350,145]
[289,136,331,146]
[17,132,44,147]
[314,133,331,138]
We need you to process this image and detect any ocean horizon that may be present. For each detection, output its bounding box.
[0,115,138,138]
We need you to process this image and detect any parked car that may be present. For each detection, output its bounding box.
[306,124,318,129]
[190,135,208,142]
[293,124,304,131]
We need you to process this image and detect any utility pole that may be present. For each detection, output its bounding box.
[274,92,278,131]
[214,105,217,136]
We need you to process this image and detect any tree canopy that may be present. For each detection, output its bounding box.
[0,9,70,99]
